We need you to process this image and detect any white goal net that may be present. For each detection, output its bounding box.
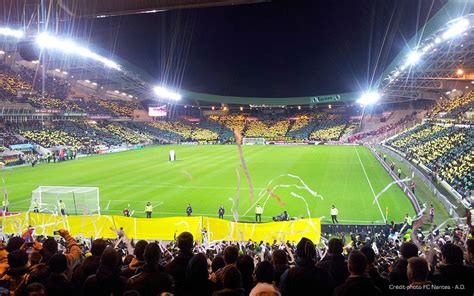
[30,186,100,215]
[242,137,265,145]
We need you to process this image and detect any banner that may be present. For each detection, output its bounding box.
[1,213,321,243]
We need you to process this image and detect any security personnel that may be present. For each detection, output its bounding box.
[404,214,413,228]
[255,204,263,222]
[32,199,40,213]
[59,200,66,215]
[145,202,153,218]
[2,199,8,212]
[218,205,225,219]
[330,205,339,224]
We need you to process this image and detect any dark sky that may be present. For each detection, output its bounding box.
[77,0,447,97]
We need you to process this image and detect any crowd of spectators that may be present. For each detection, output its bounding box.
[310,120,349,141]
[349,117,413,143]
[27,96,83,112]
[97,100,140,117]
[429,92,474,120]
[0,213,472,296]
[386,123,472,198]
[102,123,155,145]
[0,72,33,96]
[244,119,289,138]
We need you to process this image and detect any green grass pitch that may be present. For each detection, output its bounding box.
[3,145,416,224]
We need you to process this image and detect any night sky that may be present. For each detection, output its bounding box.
[76,0,447,97]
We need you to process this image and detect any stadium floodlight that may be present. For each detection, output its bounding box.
[153,86,181,101]
[442,18,470,40]
[36,32,121,70]
[0,27,24,38]
[406,51,422,66]
[434,37,442,44]
[357,91,381,106]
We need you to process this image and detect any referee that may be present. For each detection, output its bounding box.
[330,205,339,224]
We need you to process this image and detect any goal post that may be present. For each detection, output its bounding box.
[242,137,265,145]
[30,186,100,215]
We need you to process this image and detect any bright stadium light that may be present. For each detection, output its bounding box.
[153,86,181,101]
[406,51,422,65]
[357,92,381,106]
[0,27,24,38]
[442,18,470,40]
[36,33,121,70]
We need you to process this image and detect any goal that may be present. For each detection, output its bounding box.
[242,137,265,145]
[30,186,100,215]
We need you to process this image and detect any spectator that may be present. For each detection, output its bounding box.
[279,237,334,296]
[271,249,288,287]
[72,238,107,289]
[236,255,255,295]
[127,242,173,296]
[0,250,31,296]
[165,232,194,295]
[25,282,46,296]
[316,238,349,286]
[466,238,474,266]
[389,242,418,286]
[432,243,474,295]
[405,257,433,296]
[184,253,216,296]
[44,253,73,296]
[333,250,382,296]
[122,240,148,278]
[215,245,239,288]
[360,246,389,295]
[250,261,280,296]
[213,265,244,296]
[83,248,127,296]
[211,256,225,274]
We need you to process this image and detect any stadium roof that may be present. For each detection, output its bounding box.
[379,0,474,101]
[1,0,473,106]
[0,0,267,23]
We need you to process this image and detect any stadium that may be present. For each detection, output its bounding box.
[0,0,473,295]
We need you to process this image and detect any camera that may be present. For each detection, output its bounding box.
[53,230,60,235]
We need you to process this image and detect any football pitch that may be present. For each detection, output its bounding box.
[3,145,416,224]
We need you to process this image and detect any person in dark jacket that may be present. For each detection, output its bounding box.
[236,255,255,295]
[316,238,349,286]
[72,238,107,290]
[83,247,127,296]
[127,242,173,296]
[271,249,289,287]
[0,249,31,296]
[389,242,418,286]
[122,240,148,279]
[404,257,440,296]
[215,245,239,289]
[432,243,474,296]
[44,253,73,296]
[213,265,245,296]
[165,232,194,295]
[360,246,390,295]
[279,237,335,296]
[333,250,382,296]
[183,253,217,296]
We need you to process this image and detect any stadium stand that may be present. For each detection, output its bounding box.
[386,123,473,197]
[429,91,474,120]
[97,99,140,117]
[310,119,348,141]
[245,119,290,138]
